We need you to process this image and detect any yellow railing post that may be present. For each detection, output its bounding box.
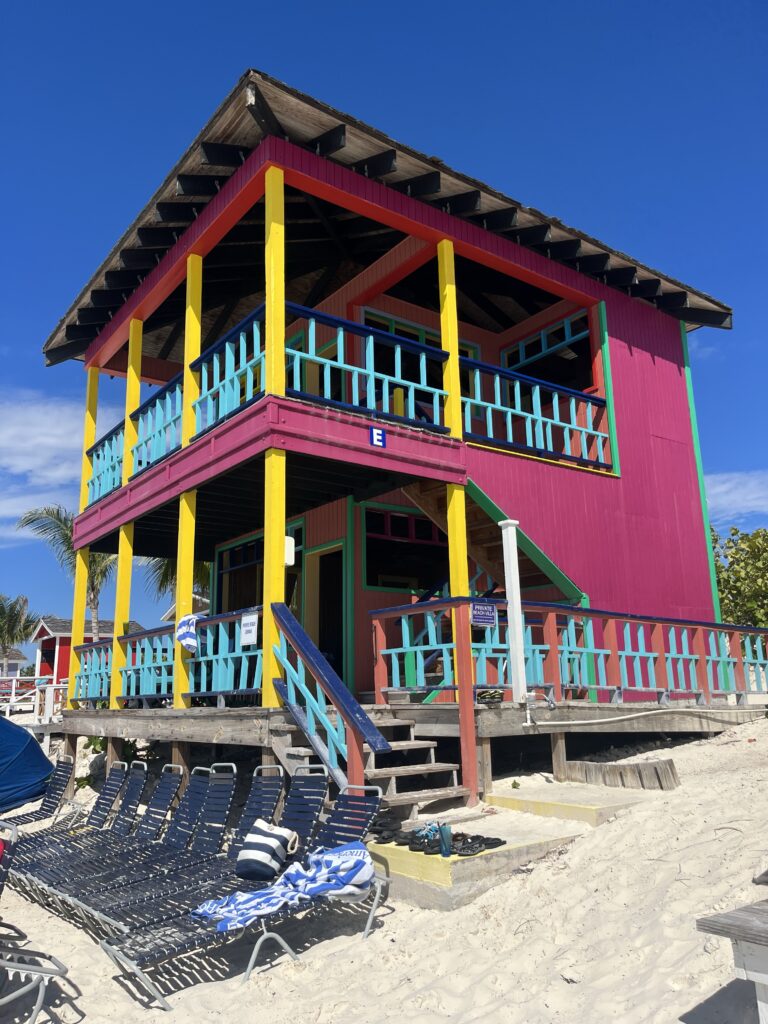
[67,547,90,709]
[69,367,100,707]
[172,490,197,709]
[122,319,143,482]
[79,368,99,512]
[181,254,203,446]
[261,449,286,708]
[264,165,286,397]
[437,238,462,441]
[109,522,135,709]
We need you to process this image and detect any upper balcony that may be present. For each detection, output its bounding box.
[83,300,613,512]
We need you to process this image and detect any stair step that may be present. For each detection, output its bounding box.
[365,739,437,752]
[366,762,460,779]
[366,717,416,729]
[283,746,314,757]
[383,785,470,808]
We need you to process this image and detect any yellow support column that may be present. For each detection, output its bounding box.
[172,490,197,709]
[437,238,463,441]
[264,165,285,397]
[79,368,99,512]
[69,366,100,707]
[438,238,473,702]
[67,547,90,708]
[122,319,143,482]
[109,522,135,709]
[181,254,203,446]
[261,448,286,708]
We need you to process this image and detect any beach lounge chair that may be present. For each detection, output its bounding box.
[2,756,74,828]
[22,764,183,903]
[12,760,129,867]
[0,819,68,1024]
[99,784,382,1011]
[46,764,237,905]
[79,764,325,933]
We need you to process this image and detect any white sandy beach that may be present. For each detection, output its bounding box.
[3,718,767,1024]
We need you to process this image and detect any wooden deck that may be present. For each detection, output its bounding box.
[50,700,765,747]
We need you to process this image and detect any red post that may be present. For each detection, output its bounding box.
[692,627,712,703]
[372,618,388,705]
[345,724,365,788]
[454,603,479,806]
[541,609,563,701]
[649,621,671,695]
[602,616,621,691]
[729,630,747,696]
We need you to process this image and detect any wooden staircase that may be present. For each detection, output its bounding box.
[270,709,468,819]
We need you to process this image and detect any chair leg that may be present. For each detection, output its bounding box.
[243,922,299,983]
[363,877,386,940]
[100,941,173,1013]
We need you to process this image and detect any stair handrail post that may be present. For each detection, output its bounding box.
[541,608,563,702]
[454,601,479,805]
[691,626,712,704]
[729,628,747,696]
[498,519,528,704]
[372,616,389,705]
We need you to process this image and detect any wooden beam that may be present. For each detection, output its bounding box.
[351,149,397,178]
[432,190,481,216]
[602,267,638,287]
[200,141,251,167]
[534,239,582,260]
[91,288,130,307]
[137,226,182,247]
[307,123,346,156]
[566,253,611,274]
[77,307,113,326]
[246,82,286,136]
[512,225,551,246]
[176,174,228,197]
[120,248,165,269]
[630,277,662,298]
[471,207,519,231]
[104,270,145,290]
[551,732,567,781]
[155,201,207,224]
[391,171,442,197]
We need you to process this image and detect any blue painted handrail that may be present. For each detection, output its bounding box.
[272,603,391,755]
[189,304,267,371]
[286,302,449,361]
[459,356,607,404]
[129,371,184,420]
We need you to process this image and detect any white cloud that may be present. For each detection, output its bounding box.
[0,388,121,549]
[706,470,768,526]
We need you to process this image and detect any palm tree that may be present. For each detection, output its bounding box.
[16,506,115,642]
[0,595,38,676]
[17,506,211,637]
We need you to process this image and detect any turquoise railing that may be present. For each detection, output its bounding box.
[460,357,610,469]
[272,602,390,788]
[86,425,124,504]
[188,607,263,700]
[73,640,112,702]
[284,302,448,430]
[372,598,768,704]
[505,309,591,371]
[120,625,174,701]
[131,375,183,473]
[192,306,266,435]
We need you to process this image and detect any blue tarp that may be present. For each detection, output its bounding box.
[0,718,52,814]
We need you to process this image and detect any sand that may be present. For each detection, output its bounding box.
[3,717,768,1023]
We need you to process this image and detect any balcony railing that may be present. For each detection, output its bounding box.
[192,307,266,435]
[73,640,112,703]
[83,302,612,507]
[371,598,768,704]
[461,358,610,469]
[131,374,183,473]
[284,302,448,430]
[87,424,124,504]
[505,309,591,371]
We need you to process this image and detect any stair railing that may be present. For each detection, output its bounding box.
[271,603,391,788]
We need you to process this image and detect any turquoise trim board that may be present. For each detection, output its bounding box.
[596,301,621,476]
[680,323,721,619]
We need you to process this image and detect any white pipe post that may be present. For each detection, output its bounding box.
[499,519,528,704]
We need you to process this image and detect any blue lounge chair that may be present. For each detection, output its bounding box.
[0,819,68,1024]
[81,765,326,933]
[2,756,74,827]
[99,785,382,1011]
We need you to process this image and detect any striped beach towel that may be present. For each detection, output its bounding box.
[193,841,375,932]
[176,614,201,653]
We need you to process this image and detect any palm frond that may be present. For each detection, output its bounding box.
[16,506,76,576]
[141,558,211,600]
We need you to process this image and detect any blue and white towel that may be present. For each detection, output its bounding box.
[193,841,375,932]
[176,614,201,653]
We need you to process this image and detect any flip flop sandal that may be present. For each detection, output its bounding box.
[374,831,397,844]
[456,840,486,857]
[422,840,442,855]
[482,837,506,849]
[394,831,413,845]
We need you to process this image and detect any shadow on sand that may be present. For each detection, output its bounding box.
[680,978,757,1024]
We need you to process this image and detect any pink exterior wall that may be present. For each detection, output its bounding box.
[467,294,714,621]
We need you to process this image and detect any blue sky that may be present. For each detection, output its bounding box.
[1,0,766,656]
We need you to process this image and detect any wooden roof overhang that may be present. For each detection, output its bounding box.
[43,69,732,369]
